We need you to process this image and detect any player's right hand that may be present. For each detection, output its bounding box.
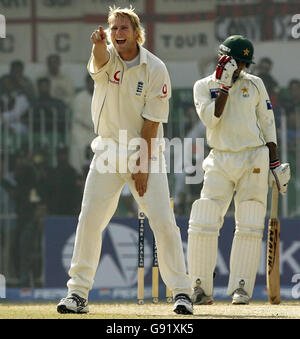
[215,56,237,88]
[269,162,291,195]
[91,26,107,45]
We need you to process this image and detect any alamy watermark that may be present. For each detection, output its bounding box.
[291,273,300,299]
[0,14,6,39]
[0,274,6,299]
[291,14,300,39]
[92,130,204,185]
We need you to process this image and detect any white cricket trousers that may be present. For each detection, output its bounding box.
[67,153,192,299]
[188,146,269,297]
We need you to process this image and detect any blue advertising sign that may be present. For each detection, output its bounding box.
[41,216,300,302]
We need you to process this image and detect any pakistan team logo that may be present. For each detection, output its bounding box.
[242,87,250,98]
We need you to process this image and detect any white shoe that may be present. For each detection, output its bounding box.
[173,294,193,315]
[192,279,214,305]
[57,293,89,314]
[232,284,250,305]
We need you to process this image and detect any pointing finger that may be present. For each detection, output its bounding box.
[98,26,106,39]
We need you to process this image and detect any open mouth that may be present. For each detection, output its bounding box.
[116,39,126,45]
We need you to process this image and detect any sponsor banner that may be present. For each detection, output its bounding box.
[155,0,215,14]
[155,22,216,61]
[216,14,298,43]
[217,0,260,5]
[274,14,298,41]
[215,16,261,42]
[82,0,145,15]
[4,286,298,302]
[36,0,81,18]
[0,23,31,62]
[0,1,31,19]
[39,216,300,302]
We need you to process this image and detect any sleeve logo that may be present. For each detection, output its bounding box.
[160,84,168,98]
[266,100,273,110]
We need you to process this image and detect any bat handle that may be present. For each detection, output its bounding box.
[270,184,279,219]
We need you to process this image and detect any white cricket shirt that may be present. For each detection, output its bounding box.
[87,44,171,155]
[194,71,277,152]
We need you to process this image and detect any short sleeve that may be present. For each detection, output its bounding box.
[141,64,171,123]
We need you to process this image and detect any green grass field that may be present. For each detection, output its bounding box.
[0,301,299,319]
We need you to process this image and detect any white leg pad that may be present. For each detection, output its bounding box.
[227,201,266,297]
[188,199,222,296]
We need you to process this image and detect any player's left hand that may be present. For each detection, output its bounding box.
[269,162,291,195]
[132,172,149,197]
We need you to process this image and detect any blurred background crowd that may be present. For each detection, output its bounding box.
[0,0,299,289]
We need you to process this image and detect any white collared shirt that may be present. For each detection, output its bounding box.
[193,71,277,152]
[87,44,171,154]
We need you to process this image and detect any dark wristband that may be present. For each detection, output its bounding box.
[220,85,230,95]
[270,159,281,170]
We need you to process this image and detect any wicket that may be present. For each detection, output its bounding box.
[137,199,174,305]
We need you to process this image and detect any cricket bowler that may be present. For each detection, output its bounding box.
[57,6,193,315]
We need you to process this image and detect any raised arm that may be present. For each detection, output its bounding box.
[90,26,110,72]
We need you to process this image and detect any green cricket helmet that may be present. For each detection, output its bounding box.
[219,35,255,64]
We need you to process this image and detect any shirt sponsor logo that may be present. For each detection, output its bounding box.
[110,71,121,85]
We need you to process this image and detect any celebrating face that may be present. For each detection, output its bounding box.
[110,15,139,61]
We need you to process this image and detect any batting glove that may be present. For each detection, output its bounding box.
[269,160,291,195]
[215,56,238,89]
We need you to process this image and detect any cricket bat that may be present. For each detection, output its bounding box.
[266,184,281,304]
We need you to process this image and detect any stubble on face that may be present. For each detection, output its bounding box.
[110,16,139,61]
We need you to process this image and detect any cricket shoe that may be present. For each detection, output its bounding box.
[192,279,214,305]
[57,293,89,314]
[173,294,193,315]
[232,281,250,305]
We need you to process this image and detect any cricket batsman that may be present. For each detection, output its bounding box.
[187,35,291,305]
[57,6,193,315]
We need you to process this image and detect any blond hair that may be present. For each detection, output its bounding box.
[107,5,146,46]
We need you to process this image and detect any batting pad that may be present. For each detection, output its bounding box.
[188,199,222,296]
[189,199,222,236]
[227,201,266,297]
[187,233,218,296]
